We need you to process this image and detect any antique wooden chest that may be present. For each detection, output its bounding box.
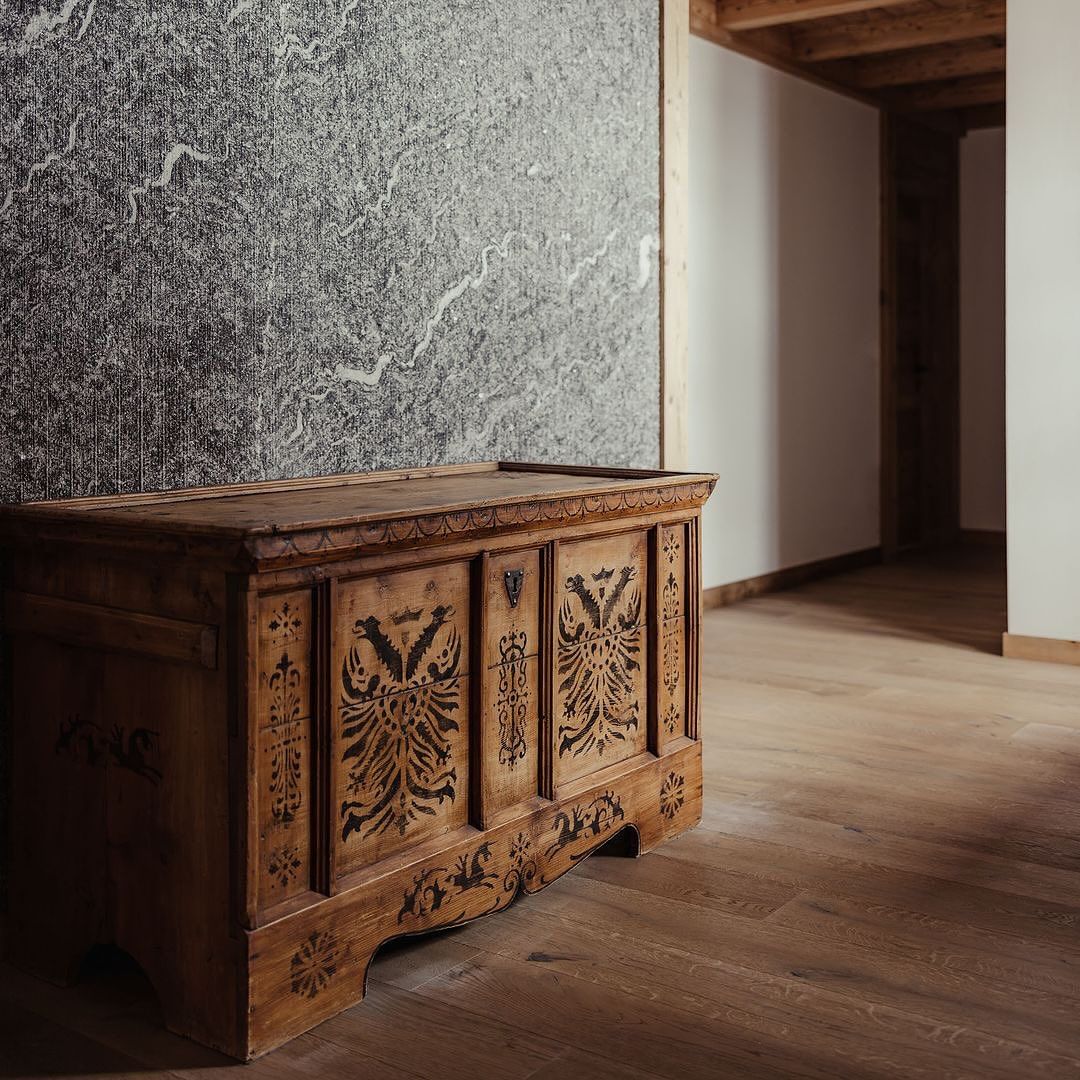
[0,462,716,1059]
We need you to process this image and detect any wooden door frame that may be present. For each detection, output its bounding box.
[880,117,899,557]
[660,0,689,470]
[879,113,962,558]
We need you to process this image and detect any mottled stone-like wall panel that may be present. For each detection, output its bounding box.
[0,0,660,502]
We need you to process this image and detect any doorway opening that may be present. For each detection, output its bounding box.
[690,3,1007,649]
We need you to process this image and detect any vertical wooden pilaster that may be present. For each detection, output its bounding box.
[688,513,703,742]
[228,576,259,932]
[648,525,662,756]
[469,552,489,829]
[313,579,334,896]
[540,540,557,801]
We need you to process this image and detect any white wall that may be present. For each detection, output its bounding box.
[689,37,881,591]
[960,128,1007,533]
[1007,1,1080,641]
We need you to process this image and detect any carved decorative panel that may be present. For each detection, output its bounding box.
[333,563,471,876]
[257,591,313,911]
[658,523,688,748]
[659,523,686,618]
[555,531,648,787]
[483,550,541,818]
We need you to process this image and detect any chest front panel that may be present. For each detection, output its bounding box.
[333,562,472,877]
[481,548,542,820]
[247,519,695,911]
[554,531,649,787]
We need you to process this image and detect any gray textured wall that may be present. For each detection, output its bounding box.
[0,0,661,503]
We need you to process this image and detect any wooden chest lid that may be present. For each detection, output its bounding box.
[0,462,717,570]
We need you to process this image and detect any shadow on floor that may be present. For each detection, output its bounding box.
[0,831,647,1078]
[780,543,1008,656]
[0,946,235,1078]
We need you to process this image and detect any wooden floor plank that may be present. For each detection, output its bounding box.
[744,776,1080,873]
[367,934,482,992]
[573,848,800,920]
[1012,723,1080,755]
[498,873,1080,1067]
[306,981,566,1080]
[0,1000,162,1080]
[446,898,1080,1080]
[410,949,858,1080]
[524,1049,667,1080]
[670,809,1080,937]
[768,891,1080,1003]
[177,1032,421,1080]
[665,820,1080,984]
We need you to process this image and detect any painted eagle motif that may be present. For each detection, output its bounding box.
[557,564,642,760]
[340,604,463,841]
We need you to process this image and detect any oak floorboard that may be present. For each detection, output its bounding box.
[681,799,1080,905]
[444,897,1080,1080]
[702,739,1080,824]
[175,1032,421,1080]
[366,935,482,991]
[572,848,800,919]
[4,547,1079,1079]
[499,873,1080,1067]
[0,1000,159,1080]
[522,1048,666,1080]
[298,981,565,1080]
[411,950,856,1080]
[701,680,1063,770]
[665,820,1080,964]
[0,960,221,1078]
[767,891,1080,1002]
[1012,723,1080,755]
[743,777,1080,873]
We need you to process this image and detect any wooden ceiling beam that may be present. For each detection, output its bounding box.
[691,0,795,59]
[690,0,883,107]
[820,37,1005,88]
[691,0,1007,118]
[884,71,1006,112]
[714,0,914,31]
[791,1,1006,62]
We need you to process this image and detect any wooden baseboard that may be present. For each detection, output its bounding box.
[960,529,1006,547]
[1002,633,1080,667]
[703,547,882,610]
